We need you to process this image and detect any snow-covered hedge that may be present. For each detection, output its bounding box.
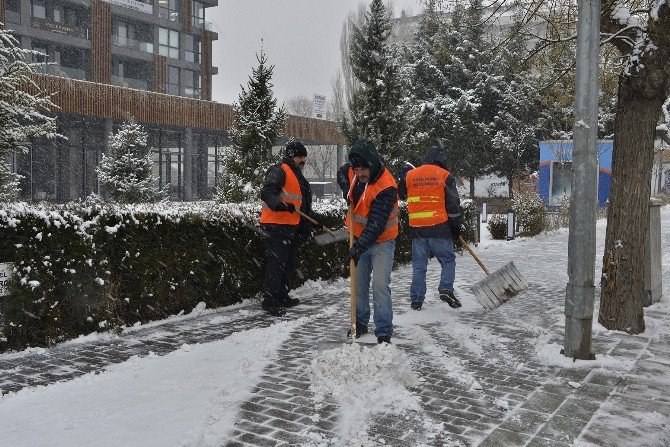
[0,198,481,351]
[0,200,406,350]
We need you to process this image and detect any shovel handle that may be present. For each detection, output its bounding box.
[295,209,336,237]
[348,204,357,341]
[459,236,490,275]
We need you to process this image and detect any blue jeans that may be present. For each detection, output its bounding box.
[354,239,395,338]
[410,237,456,302]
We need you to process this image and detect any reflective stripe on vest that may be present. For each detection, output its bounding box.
[406,165,450,227]
[345,166,399,242]
[259,163,302,225]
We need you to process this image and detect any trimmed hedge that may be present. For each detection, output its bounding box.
[0,199,477,351]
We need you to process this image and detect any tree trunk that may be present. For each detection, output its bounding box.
[469,177,475,199]
[508,175,514,198]
[599,86,662,334]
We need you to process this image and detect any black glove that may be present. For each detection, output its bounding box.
[275,202,296,213]
[450,219,462,240]
[345,244,364,267]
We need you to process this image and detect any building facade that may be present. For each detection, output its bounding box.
[1,0,345,202]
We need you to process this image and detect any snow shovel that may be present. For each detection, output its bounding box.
[295,210,349,245]
[458,236,528,310]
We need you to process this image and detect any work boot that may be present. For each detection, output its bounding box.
[346,323,368,339]
[279,295,300,308]
[377,335,391,344]
[439,291,462,308]
[410,301,423,311]
[261,300,286,316]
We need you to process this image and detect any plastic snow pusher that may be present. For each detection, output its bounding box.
[459,236,528,309]
[295,210,349,245]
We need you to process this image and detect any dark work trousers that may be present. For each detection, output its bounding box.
[263,232,301,305]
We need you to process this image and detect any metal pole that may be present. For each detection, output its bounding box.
[564,0,600,360]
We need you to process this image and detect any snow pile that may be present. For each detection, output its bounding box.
[310,343,420,441]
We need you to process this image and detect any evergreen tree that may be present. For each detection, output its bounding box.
[403,0,499,197]
[217,50,286,203]
[0,29,60,201]
[490,17,542,197]
[342,0,409,169]
[97,122,165,203]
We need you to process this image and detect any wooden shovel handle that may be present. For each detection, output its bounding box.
[459,236,490,275]
[348,204,357,341]
[295,209,336,237]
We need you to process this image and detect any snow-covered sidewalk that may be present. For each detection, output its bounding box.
[0,208,669,446]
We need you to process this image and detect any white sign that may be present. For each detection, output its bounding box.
[103,0,153,14]
[312,94,326,119]
[0,263,13,297]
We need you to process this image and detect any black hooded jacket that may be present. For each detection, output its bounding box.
[398,146,462,239]
[260,157,315,240]
[337,158,398,251]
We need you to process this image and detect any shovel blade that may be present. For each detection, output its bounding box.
[471,261,528,310]
[314,228,349,245]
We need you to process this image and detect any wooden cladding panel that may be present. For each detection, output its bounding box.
[0,0,6,28]
[154,54,167,94]
[201,30,213,101]
[26,74,347,143]
[91,0,111,84]
[182,0,192,31]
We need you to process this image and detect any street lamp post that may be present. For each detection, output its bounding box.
[564,0,601,360]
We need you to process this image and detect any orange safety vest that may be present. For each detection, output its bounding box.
[260,163,302,225]
[346,167,399,242]
[406,165,450,227]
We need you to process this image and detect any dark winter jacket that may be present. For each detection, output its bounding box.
[398,146,462,239]
[260,157,316,240]
[337,144,398,252]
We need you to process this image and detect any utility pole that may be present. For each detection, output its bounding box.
[564,0,600,359]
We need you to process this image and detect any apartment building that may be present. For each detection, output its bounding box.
[1,0,344,201]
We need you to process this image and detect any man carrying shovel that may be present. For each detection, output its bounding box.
[259,141,323,316]
[337,139,398,344]
[398,145,462,310]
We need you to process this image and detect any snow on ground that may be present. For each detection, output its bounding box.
[0,205,668,446]
[309,342,420,445]
[0,318,308,447]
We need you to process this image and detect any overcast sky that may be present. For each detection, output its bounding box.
[207,1,423,106]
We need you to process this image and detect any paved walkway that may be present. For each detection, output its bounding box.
[1,218,669,446]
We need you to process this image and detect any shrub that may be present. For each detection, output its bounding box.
[487,214,507,239]
[0,200,413,351]
[512,191,547,236]
[460,199,479,244]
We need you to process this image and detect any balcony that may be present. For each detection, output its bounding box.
[36,64,87,81]
[6,10,21,25]
[111,75,149,91]
[111,35,154,54]
[192,19,215,31]
[31,17,89,40]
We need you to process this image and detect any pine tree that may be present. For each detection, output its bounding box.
[217,50,286,203]
[97,122,165,203]
[343,0,409,169]
[402,0,499,197]
[0,29,60,201]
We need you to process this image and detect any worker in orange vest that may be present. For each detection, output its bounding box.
[260,141,322,316]
[337,139,398,344]
[399,145,462,310]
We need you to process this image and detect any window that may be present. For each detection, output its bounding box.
[167,66,179,95]
[550,161,572,205]
[159,0,179,21]
[192,1,205,27]
[183,69,200,98]
[159,28,179,59]
[183,34,200,63]
[32,0,46,19]
[53,5,64,23]
[33,46,47,63]
[65,8,78,27]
